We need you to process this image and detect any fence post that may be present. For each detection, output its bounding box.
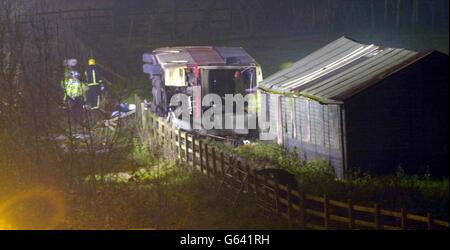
[177,129,182,160]
[184,133,189,166]
[165,124,169,149]
[197,137,202,172]
[164,123,167,146]
[162,124,166,147]
[274,177,280,215]
[165,124,169,146]
[299,188,306,229]
[157,121,161,144]
[286,185,292,228]
[212,147,217,179]
[400,208,407,230]
[192,136,197,169]
[141,103,147,131]
[220,152,225,179]
[150,114,154,138]
[374,203,381,230]
[149,115,154,138]
[348,199,355,230]
[324,194,329,229]
[427,213,433,230]
[204,143,210,178]
[171,127,175,152]
[165,124,168,146]
[254,172,259,202]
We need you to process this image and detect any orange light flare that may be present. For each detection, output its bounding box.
[0,187,66,230]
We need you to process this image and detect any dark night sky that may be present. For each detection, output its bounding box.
[5,1,446,120]
[25,0,448,78]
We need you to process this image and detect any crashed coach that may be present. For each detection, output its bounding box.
[143,46,263,136]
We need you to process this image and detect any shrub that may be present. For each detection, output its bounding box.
[233,141,303,170]
[130,138,156,167]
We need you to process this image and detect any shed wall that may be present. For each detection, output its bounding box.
[263,93,344,178]
[344,51,449,176]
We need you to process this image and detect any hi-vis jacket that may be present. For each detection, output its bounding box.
[62,77,87,99]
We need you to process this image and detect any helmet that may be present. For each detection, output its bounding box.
[88,58,96,66]
[64,58,78,67]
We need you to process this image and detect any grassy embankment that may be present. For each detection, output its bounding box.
[61,140,287,229]
[0,120,286,229]
[230,141,449,220]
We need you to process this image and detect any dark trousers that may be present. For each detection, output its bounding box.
[68,97,84,126]
[87,85,101,108]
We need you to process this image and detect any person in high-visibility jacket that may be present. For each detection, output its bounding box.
[62,66,88,126]
[85,58,103,109]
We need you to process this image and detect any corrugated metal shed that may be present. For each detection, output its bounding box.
[260,37,426,103]
[152,46,256,66]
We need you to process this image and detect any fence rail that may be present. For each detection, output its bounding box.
[138,104,449,230]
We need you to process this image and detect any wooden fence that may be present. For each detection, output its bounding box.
[138,104,449,230]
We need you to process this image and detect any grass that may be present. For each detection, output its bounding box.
[61,140,289,229]
[2,135,288,229]
[66,170,287,229]
[59,128,281,229]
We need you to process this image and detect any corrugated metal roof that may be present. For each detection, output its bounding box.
[152,46,256,66]
[260,37,426,103]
